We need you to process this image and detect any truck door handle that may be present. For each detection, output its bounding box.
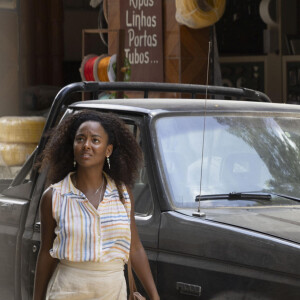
[176,282,202,297]
[34,222,41,231]
[32,245,38,253]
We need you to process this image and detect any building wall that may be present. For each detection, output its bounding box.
[0,10,19,116]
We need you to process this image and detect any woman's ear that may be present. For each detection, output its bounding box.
[106,144,113,157]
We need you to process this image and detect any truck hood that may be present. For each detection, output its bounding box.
[177,206,300,244]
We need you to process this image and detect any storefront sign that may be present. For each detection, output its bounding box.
[120,0,163,82]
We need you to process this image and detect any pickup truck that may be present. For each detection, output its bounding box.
[1,82,300,300]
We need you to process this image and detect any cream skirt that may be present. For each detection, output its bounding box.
[46,260,127,300]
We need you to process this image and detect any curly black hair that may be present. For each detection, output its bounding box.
[38,110,143,187]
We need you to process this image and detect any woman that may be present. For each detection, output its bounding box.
[33,110,159,300]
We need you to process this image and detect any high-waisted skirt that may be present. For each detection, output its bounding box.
[46,260,127,300]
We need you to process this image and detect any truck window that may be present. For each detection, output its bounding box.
[126,122,154,217]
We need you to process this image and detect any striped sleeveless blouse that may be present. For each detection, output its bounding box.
[49,172,131,263]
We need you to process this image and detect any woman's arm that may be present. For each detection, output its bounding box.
[33,188,59,300]
[128,187,160,300]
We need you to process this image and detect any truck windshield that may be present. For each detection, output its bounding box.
[154,114,300,208]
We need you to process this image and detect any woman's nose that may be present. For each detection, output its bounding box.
[83,138,91,149]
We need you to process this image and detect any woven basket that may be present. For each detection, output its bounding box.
[0,116,45,143]
[0,143,36,166]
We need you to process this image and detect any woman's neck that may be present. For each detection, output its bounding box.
[74,167,104,191]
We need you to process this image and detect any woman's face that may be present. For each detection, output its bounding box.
[73,121,113,169]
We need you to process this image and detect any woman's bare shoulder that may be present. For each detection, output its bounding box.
[40,187,53,211]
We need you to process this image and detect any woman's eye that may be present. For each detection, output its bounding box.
[75,137,84,142]
[93,138,100,143]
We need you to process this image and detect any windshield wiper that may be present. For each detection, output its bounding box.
[270,193,300,203]
[195,192,272,202]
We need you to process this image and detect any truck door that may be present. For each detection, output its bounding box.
[0,155,35,300]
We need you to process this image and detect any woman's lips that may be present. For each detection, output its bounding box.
[81,153,92,159]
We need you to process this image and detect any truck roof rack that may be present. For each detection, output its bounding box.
[64,81,270,100]
[76,81,271,101]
